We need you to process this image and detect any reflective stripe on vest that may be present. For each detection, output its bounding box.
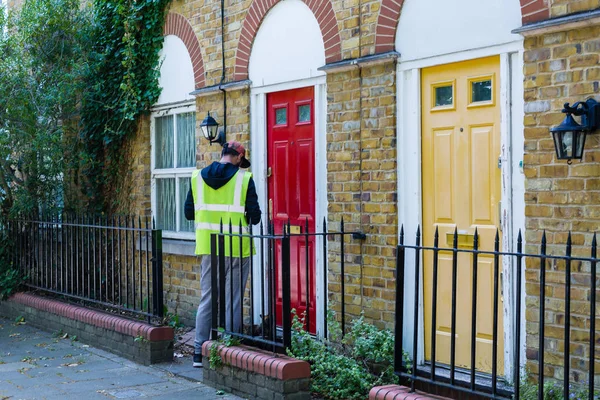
[191,169,252,257]
[194,171,246,214]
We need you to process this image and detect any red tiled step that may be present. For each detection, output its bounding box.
[202,340,310,381]
[370,385,451,400]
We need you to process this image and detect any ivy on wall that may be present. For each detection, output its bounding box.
[81,0,171,213]
[0,0,171,216]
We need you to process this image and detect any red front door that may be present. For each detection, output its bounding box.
[267,86,316,334]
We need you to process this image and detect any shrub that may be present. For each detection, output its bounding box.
[287,310,410,400]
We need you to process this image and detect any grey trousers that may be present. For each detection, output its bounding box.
[194,255,250,354]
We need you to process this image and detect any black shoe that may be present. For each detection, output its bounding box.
[193,354,202,368]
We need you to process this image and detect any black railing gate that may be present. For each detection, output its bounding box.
[395,225,600,400]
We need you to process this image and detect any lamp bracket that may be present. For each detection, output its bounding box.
[562,99,600,132]
[210,129,226,147]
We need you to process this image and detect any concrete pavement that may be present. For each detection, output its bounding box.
[0,316,244,400]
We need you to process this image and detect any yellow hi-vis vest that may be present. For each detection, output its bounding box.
[191,168,253,257]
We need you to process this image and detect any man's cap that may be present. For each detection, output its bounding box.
[225,141,251,168]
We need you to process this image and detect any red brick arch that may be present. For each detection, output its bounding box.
[374,0,550,53]
[233,0,342,80]
[163,12,206,88]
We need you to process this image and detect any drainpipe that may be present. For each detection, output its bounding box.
[219,0,227,142]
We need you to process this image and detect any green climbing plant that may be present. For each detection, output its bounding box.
[80,0,171,213]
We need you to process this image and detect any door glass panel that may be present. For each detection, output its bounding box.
[298,105,310,122]
[471,79,492,103]
[176,112,196,168]
[275,108,287,125]
[178,177,194,232]
[155,116,174,169]
[156,178,176,231]
[435,85,453,107]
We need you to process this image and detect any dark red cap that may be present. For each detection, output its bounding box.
[225,141,250,168]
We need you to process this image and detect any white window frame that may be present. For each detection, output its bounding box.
[151,102,196,240]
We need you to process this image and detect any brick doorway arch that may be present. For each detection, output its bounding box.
[233,0,341,80]
[163,12,206,88]
[374,0,549,53]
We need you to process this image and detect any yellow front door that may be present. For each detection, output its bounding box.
[422,56,503,374]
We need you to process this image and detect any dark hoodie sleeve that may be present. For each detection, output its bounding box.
[184,185,195,221]
[245,177,261,225]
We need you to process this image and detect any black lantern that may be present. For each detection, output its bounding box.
[550,99,600,163]
[200,112,225,146]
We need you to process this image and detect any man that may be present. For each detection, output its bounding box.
[184,141,261,368]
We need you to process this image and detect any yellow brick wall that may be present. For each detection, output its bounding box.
[523,22,600,383]
[325,61,397,330]
[550,0,600,17]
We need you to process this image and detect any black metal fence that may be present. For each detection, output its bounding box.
[395,225,599,400]
[9,214,164,324]
[209,218,363,353]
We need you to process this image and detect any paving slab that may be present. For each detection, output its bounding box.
[0,315,245,399]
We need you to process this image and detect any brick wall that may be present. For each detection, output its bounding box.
[550,0,600,18]
[522,20,600,382]
[325,61,397,330]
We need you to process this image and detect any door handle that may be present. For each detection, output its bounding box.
[269,199,273,221]
[267,167,272,178]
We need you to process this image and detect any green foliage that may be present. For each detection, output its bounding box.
[134,335,148,343]
[0,0,171,216]
[520,378,598,400]
[287,310,409,400]
[0,229,23,300]
[209,327,241,369]
[162,305,183,328]
[0,0,92,216]
[80,0,171,212]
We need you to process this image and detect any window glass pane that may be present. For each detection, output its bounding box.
[155,116,174,169]
[177,112,196,168]
[179,177,194,232]
[156,178,176,231]
[275,108,287,125]
[298,105,310,122]
[435,85,453,107]
[472,80,492,103]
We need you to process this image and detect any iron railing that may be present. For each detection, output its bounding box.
[395,225,599,400]
[210,218,364,353]
[9,214,164,324]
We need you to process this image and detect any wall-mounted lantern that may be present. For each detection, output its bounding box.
[200,112,225,146]
[550,99,600,163]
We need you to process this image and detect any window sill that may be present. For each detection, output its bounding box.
[163,239,196,256]
[138,238,197,257]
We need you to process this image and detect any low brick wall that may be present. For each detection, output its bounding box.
[201,340,311,400]
[0,292,174,365]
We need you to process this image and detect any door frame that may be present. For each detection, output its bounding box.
[250,75,328,337]
[396,41,525,381]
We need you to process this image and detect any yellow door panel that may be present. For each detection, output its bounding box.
[422,56,503,374]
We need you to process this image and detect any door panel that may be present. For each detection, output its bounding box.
[267,86,316,334]
[422,56,503,374]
